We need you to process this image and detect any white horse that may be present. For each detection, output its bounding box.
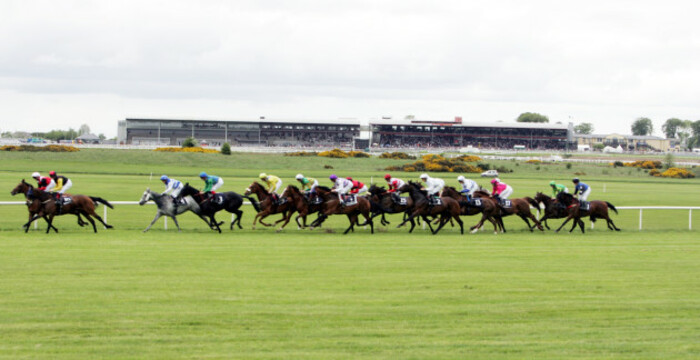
[138,188,212,232]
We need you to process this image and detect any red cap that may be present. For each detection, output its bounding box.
[384,174,391,180]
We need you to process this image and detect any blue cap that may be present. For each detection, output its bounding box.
[160,175,169,181]
[199,172,207,178]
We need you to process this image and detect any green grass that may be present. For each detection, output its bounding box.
[0,149,699,359]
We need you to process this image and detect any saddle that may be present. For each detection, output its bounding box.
[429,196,442,206]
[579,200,590,211]
[498,199,512,208]
[342,194,358,206]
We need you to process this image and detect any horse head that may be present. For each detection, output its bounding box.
[556,192,575,205]
[368,184,385,196]
[139,188,153,205]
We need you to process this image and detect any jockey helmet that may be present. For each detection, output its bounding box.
[160,175,169,181]
[457,175,465,182]
[295,174,304,180]
[259,173,267,179]
[329,174,338,181]
[572,177,580,183]
[49,171,57,176]
[384,174,391,180]
[490,178,499,185]
[199,172,207,178]
[419,173,429,179]
[346,177,353,181]
[549,180,556,186]
[32,172,41,178]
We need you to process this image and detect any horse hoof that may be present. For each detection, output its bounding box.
[276,228,282,233]
[494,231,498,235]
[470,229,478,234]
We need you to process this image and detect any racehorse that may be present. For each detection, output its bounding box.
[367,185,420,230]
[395,181,463,235]
[138,188,213,232]
[309,186,374,234]
[11,179,88,231]
[555,192,621,233]
[245,182,297,231]
[20,185,113,233]
[180,183,256,233]
[280,185,323,229]
[442,186,504,234]
[473,190,544,232]
[532,192,583,230]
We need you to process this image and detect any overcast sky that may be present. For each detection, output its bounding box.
[1,0,699,137]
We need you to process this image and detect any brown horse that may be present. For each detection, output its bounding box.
[245,182,296,231]
[367,184,424,230]
[533,192,584,230]
[15,182,114,233]
[396,181,463,235]
[442,186,504,234]
[473,190,544,232]
[281,185,323,229]
[309,186,374,234]
[11,179,85,232]
[555,192,620,233]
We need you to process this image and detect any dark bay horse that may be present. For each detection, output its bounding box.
[11,179,85,232]
[245,182,297,231]
[281,185,323,229]
[555,192,621,233]
[533,192,583,230]
[442,186,503,234]
[396,181,463,235]
[367,185,420,229]
[473,190,544,232]
[180,183,255,233]
[17,183,113,233]
[309,186,374,234]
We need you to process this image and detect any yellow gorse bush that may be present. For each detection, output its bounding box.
[154,147,219,154]
[1,145,79,152]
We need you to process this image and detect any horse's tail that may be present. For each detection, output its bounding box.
[525,197,540,209]
[243,195,261,212]
[606,202,618,214]
[89,196,114,209]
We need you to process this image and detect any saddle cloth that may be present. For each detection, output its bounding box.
[429,197,442,206]
[213,194,225,205]
[579,201,590,211]
[499,199,512,208]
[342,194,358,206]
[397,197,409,205]
[59,196,72,205]
[311,197,323,205]
[469,198,483,207]
[176,197,188,206]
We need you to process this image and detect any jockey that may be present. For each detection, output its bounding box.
[329,174,353,204]
[491,178,513,200]
[161,175,184,203]
[573,178,591,201]
[549,180,568,197]
[49,171,72,195]
[295,174,318,195]
[259,173,283,203]
[346,177,368,196]
[457,175,479,200]
[32,172,55,192]
[385,174,405,193]
[419,173,445,199]
[200,172,223,196]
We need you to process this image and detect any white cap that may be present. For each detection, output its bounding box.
[457,175,465,182]
[32,172,40,178]
[419,173,429,179]
[295,174,304,180]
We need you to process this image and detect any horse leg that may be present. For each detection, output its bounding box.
[471,214,487,234]
[210,215,222,233]
[422,215,435,232]
[519,214,534,232]
[604,214,621,231]
[143,212,163,232]
[453,213,464,234]
[276,210,294,232]
[397,211,420,229]
[555,215,574,233]
[23,214,41,232]
[90,212,113,229]
[81,211,97,233]
[344,214,356,234]
[233,210,244,230]
[431,214,450,235]
[570,217,582,233]
[45,213,57,234]
[171,215,181,232]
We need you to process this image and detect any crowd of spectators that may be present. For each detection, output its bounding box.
[377,134,568,150]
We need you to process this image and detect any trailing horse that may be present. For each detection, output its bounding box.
[138,188,213,232]
[555,192,620,233]
[20,185,113,233]
[309,186,374,234]
[245,182,297,231]
[180,183,255,233]
[396,181,463,235]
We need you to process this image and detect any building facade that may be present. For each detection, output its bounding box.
[574,133,676,152]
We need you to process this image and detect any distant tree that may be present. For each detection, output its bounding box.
[573,122,594,134]
[220,142,231,155]
[661,118,684,138]
[182,137,197,148]
[79,124,91,135]
[593,143,605,151]
[516,112,549,123]
[13,131,30,138]
[691,120,700,138]
[1,131,12,138]
[404,115,415,120]
[631,117,654,136]
[98,133,106,140]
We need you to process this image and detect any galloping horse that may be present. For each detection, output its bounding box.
[138,188,212,232]
[11,179,86,232]
[367,185,419,229]
[473,190,544,232]
[281,185,323,229]
[245,182,297,231]
[442,186,503,234]
[309,186,374,234]
[180,183,255,233]
[396,181,463,235]
[555,192,621,233]
[16,182,114,233]
[532,192,583,230]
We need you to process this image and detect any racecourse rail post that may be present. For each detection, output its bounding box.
[639,209,643,230]
[104,206,108,229]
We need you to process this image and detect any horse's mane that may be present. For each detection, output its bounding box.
[316,185,331,192]
[253,181,269,194]
[287,184,300,192]
[556,192,575,204]
[473,189,490,197]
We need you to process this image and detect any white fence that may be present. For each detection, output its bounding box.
[0,201,697,231]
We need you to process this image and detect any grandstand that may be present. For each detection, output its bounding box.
[118,118,361,148]
[370,117,573,150]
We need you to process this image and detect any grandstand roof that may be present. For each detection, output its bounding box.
[370,119,569,129]
[126,117,361,126]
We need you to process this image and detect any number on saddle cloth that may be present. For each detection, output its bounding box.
[579,201,590,211]
[397,197,408,205]
[469,198,482,207]
[430,196,442,206]
[214,194,224,205]
[500,199,512,208]
[342,194,357,206]
[60,196,72,205]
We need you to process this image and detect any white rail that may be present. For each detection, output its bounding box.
[0,202,697,231]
